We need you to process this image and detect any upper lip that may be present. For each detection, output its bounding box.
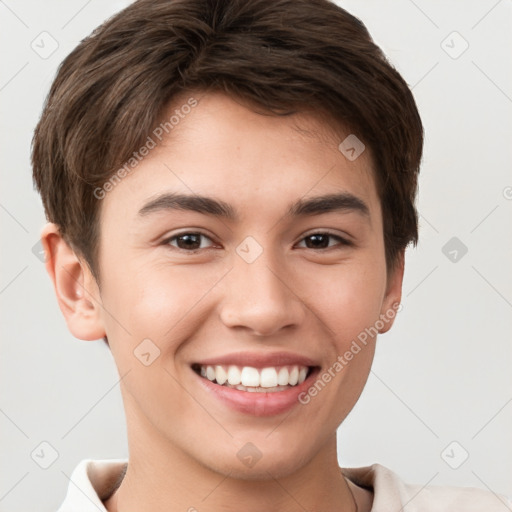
[193,351,319,369]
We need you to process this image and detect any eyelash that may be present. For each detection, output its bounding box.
[161,231,353,253]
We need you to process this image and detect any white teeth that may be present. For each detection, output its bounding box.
[241,367,260,387]
[260,367,278,388]
[206,366,216,381]
[227,365,241,385]
[198,364,310,389]
[215,365,227,385]
[289,366,299,386]
[277,367,290,386]
[222,382,293,393]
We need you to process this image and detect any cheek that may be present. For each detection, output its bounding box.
[302,260,387,337]
[300,259,385,391]
[100,260,224,355]
[98,264,212,423]
[293,266,384,426]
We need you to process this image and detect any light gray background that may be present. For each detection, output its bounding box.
[1,1,511,510]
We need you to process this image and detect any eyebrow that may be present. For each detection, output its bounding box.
[137,192,370,221]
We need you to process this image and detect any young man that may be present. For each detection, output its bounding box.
[32,0,511,510]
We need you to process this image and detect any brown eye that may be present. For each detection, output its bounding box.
[164,232,214,251]
[298,233,352,250]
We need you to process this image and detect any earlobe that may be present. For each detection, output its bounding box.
[40,223,106,341]
[379,252,405,334]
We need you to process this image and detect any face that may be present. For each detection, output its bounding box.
[62,91,403,479]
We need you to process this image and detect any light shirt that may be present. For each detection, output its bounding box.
[57,459,512,511]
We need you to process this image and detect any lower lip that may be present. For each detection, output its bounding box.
[193,367,320,417]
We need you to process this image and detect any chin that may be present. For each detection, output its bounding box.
[198,440,316,481]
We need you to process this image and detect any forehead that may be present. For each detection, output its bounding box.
[99,91,380,226]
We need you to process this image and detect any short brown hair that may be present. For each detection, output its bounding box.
[32,0,423,281]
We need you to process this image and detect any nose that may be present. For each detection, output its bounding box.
[218,250,306,337]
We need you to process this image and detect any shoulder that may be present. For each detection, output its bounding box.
[341,463,512,512]
[56,459,128,512]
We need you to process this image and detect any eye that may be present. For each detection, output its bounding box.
[163,232,215,252]
[162,230,352,253]
[296,232,352,250]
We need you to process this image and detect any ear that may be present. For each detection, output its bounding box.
[40,223,106,341]
[378,251,404,334]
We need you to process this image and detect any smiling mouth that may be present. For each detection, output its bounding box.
[191,363,317,393]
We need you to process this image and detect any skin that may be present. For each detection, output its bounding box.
[42,91,404,512]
